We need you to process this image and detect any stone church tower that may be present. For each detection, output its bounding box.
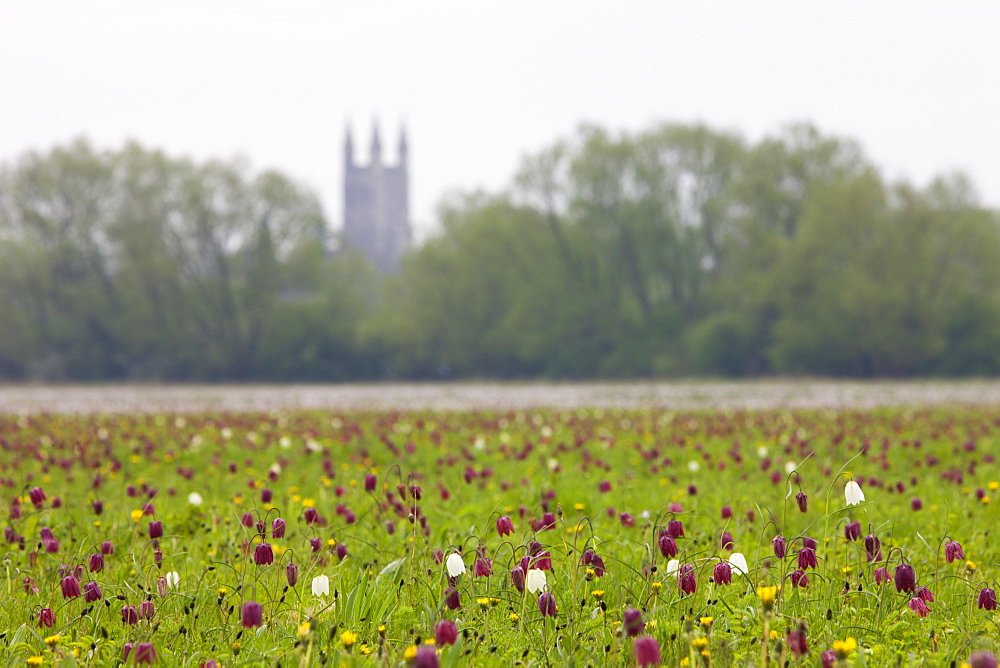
[343,123,410,271]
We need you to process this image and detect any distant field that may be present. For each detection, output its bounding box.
[3,379,1000,413]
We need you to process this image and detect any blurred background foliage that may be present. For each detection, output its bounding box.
[3,123,1000,381]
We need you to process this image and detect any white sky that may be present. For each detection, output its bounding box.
[2,1,998,237]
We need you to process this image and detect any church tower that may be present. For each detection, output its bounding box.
[343,122,410,271]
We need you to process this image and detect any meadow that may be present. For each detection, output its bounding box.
[2,404,999,666]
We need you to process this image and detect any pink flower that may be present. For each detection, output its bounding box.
[789,569,809,588]
[658,532,678,558]
[894,563,916,593]
[978,587,998,610]
[908,596,931,617]
[435,619,458,645]
[241,601,263,628]
[772,535,787,559]
[271,518,286,538]
[61,576,81,598]
[495,516,514,537]
[38,608,55,628]
[795,491,808,513]
[634,636,661,667]
[254,543,274,566]
[797,547,817,570]
[84,581,103,602]
[945,540,965,563]
[623,608,644,636]
[538,592,557,617]
[713,561,732,585]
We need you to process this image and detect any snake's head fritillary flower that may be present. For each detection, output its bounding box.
[496,516,514,537]
[894,563,916,593]
[788,625,808,657]
[445,552,465,577]
[971,651,999,668]
[945,540,965,563]
[254,543,274,566]
[148,521,163,540]
[29,487,46,507]
[435,619,458,645]
[89,553,105,573]
[271,518,286,539]
[908,596,931,617]
[821,648,836,668]
[634,636,661,667]
[139,600,155,620]
[84,581,102,602]
[979,587,998,610]
[772,535,787,559]
[797,547,818,570]
[712,561,732,585]
[241,601,263,628]
[38,608,55,628]
[474,557,492,577]
[864,534,882,562]
[623,608,644,636]
[789,569,809,588]
[122,605,138,624]
[526,568,547,594]
[414,645,439,668]
[795,491,808,513]
[311,575,329,596]
[678,564,697,595]
[364,474,377,492]
[60,576,81,599]
[844,481,865,506]
[444,586,461,610]
[911,497,923,511]
[658,532,678,559]
[844,521,861,542]
[133,642,157,664]
[511,565,526,593]
[666,520,684,539]
[538,592,557,617]
[728,552,749,576]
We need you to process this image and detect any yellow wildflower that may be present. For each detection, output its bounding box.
[833,637,857,660]
[757,586,778,611]
[403,645,418,661]
[26,657,44,666]
[44,635,60,647]
[692,637,709,650]
[700,616,714,628]
[341,630,357,648]
[297,622,311,639]
[130,509,143,523]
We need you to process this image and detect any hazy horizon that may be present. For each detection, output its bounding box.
[3,1,999,239]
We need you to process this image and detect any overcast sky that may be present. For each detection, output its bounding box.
[2,1,998,237]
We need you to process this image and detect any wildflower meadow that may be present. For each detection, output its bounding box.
[2,405,999,666]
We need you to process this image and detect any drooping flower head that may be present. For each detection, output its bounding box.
[713,561,731,585]
[978,588,997,611]
[241,601,263,628]
[772,535,787,559]
[894,563,916,593]
[538,591,557,617]
[435,620,458,645]
[945,540,965,563]
[445,552,466,578]
[908,596,931,617]
[623,608,644,637]
[728,552,749,576]
[634,636,661,667]
[844,480,865,506]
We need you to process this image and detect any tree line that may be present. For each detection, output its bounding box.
[2,124,999,381]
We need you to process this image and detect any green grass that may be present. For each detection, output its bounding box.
[1,407,998,666]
